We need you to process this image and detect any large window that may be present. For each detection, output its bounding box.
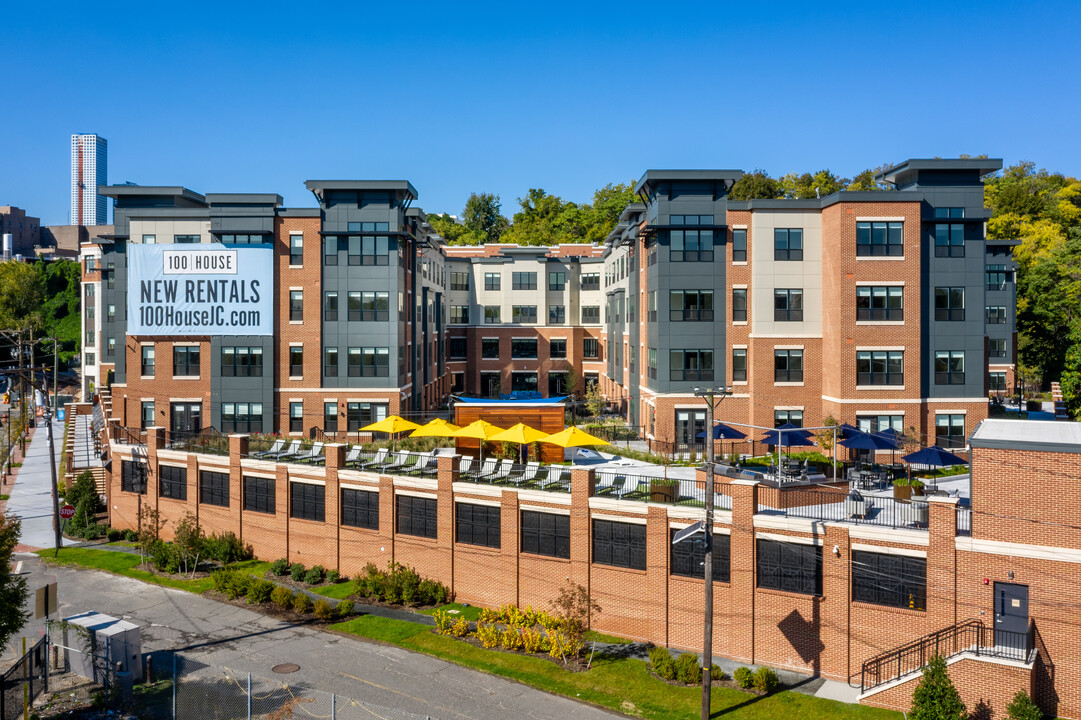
[512,305,537,324]
[289,346,303,377]
[852,551,926,610]
[670,290,714,322]
[583,338,600,359]
[456,503,500,548]
[290,482,325,522]
[732,228,747,262]
[355,347,390,377]
[512,272,537,290]
[289,402,303,433]
[324,402,338,432]
[581,272,600,291]
[592,520,646,570]
[141,346,155,377]
[521,511,569,558]
[774,289,803,322]
[160,465,187,501]
[671,529,730,582]
[450,272,469,291]
[346,402,387,431]
[989,338,1007,358]
[396,495,437,538]
[990,372,1007,392]
[289,234,304,265]
[243,476,275,514]
[670,350,713,382]
[360,291,390,321]
[175,234,199,244]
[484,272,501,291]
[342,488,379,530]
[775,410,803,427]
[324,292,338,321]
[732,348,747,382]
[856,222,904,257]
[140,401,155,429]
[774,349,803,383]
[934,223,965,258]
[670,214,714,225]
[857,287,903,321]
[986,306,1007,324]
[670,229,714,262]
[549,272,566,291]
[222,402,263,433]
[756,539,821,595]
[548,305,565,324]
[448,337,467,359]
[481,338,500,359]
[857,415,904,433]
[550,338,567,359]
[936,414,966,449]
[121,460,147,494]
[935,351,965,385]
[484,306,501,324]
[581,306,600,324]
[354,235,390,265]
[324,347,338,377]
[200,470,229,507]
[857,351,904,386]
[289,290,304,321]
[511,339,538,359]
[986,264,1010,291]
[221,347,263,377]
[324,238,339,266]
[450,306,469,324]
[774,228,803,261]
[732,288,747,322]
[172,346,200,377]
[935,287,965,321]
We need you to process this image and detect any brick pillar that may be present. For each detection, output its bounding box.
[647,505,669,647]
[145,427,164,532]
[570,467,595,590]
[277,464,292,562]
[186,453,200,531]
[379,475,396,568]
[727,479,758,663]
[501,488,520,608]
[230,435,248,544]
[436,455,458,591]
[324,444,346,572]
[821,523,852,680]
[928,496,960,629]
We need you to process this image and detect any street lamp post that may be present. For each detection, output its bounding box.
[693,385,732,720]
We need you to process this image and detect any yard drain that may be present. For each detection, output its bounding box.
[272,663,301,674]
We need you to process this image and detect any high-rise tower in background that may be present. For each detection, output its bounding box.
[71,133,108,225]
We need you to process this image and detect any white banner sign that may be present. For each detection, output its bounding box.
[127,243,273,336]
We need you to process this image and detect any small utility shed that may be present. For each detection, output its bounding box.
[60,611,143,682]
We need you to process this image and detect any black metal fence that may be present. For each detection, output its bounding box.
[757,486,931,531]
[1,637,49,720]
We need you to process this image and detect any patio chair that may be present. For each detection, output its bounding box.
[597,476,627,497]
[485,460,515,484]
[371,451,408,473]
[253,438,284,458]
[296,441,324,464]
[405,451,438,476]
[627,478,652,499]
[355,447,389,470]
[457,456,476,476]
[508,462,541,487]
[343,446,362,467]
[392,453,424,475]
[538,466,565,491]
[467,458,497,481]
[845,491,873,519]
[269,440,302,460]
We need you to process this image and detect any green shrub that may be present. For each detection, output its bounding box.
[289,563,306,582]
[204,531,252,564]
[354,563,385,598]
[64,470,103,535]
[82,524,106,540]
[292,593,313,613]
[271,559,290,576]
[212,569,251,600]
[350,562,449,606]
[752,666,779,693]
[304,566,324,585]
[433,609,454,634]
[150,540,178,573]
[123,529,138,542]
[271,586,294,609]
[911,655,965,720]
[674,652,701,685]
[734,666,753,689]
[106,528,122,542]
[247,579,274,604]
[711,664,727,681]
[326,569,340,584]
[335,600,354,619]
[1006,689,1042,720]
[313,599,335,621]
[648,646,676,681]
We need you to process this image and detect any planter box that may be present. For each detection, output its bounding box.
[893,484,912,501]
[650,480,677,503]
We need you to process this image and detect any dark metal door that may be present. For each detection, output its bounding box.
[993,582,1029,652]
[170,402,202,434]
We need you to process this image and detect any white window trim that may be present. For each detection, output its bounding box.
[855,280,906,287]
[856,256,906,261]
[855,216,906,222]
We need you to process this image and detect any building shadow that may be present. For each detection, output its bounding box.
[776,605,825,676]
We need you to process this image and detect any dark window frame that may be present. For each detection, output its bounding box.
[592,519,646,570]
[670,529,731,582]
[520,510,570,559]
[856,222,904,257]
[121,460,147,494]
[456,502,501,548]
[512,272,537,290]
[732,228,747,262]
[934,223,965,258]
[160,465,187,501]
[934,287,966,321]
[774,228,804,261]
[510,339,538,359]
[244,476,275,514]
[756,539,822,595]
[852,550,926,610]
[732,348,747,382]
[669,349,714,382]
[290,482,325,522]
[199,470,229,507]
[934,351,965,385]
[396,494,437,539]
[289,234,304,265]
[669,290,714,322]
[774,349,804,383]
[774,289,804,322]
[342,488,380,530]
[583,338,600,359]
[856,286,904,321]
[856,350,904,386]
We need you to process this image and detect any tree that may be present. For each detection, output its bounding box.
[778,169,847,199]
[548,580,601,666]
[584,382,605,420]
[909,655,966,720]
[462,193,509,244]
[847,165,894,192]
[1005,689,1042,720]
[173,513,206,578]
[0,261,44,330]
[0,513,30,651]
[1059,327,1081,420]
[728,170,780,201]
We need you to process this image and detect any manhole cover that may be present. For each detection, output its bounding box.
[272,663,300,674]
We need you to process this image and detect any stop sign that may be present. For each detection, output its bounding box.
[59,504,75,520]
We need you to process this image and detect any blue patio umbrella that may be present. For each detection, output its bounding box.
[902,446,968,467]
[875,427,907,444]
[840,432,898,451]
[774,422,814,439]
[838,423,863,439]
[696,422,747,440]
[761,430,815,447]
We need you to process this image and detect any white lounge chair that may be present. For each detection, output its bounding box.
[296,441,324,464]
[269,440,302,460]
[356,448,389,469]
[254,438,283,458]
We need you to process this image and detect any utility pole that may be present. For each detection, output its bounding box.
[47,337,62,557]
[693,385,732,720]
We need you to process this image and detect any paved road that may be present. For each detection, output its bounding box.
[6,417,77,550]
[7,555,620,720]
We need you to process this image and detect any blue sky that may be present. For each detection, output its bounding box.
[2,0,1078,226]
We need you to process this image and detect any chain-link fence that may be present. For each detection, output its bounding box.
[171,654,437,720]
[0,636,49,720]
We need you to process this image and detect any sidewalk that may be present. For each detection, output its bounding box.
[5,416,78,550]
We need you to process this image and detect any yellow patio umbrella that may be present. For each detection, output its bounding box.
[360,415,421,451]
[542,426,611,462]
[490,423,549,463]
[452,419,506,462]
[408,418,461,438]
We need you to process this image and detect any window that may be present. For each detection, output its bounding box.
[121,460,147,494]
[774,289,803,322]
[360,291,390,321]
[484,272,501,291]
[512,272,537,290]
[670,229,714,262]
[520,511,569,558]
[774,228,803,261]
[289,402,303,433]
[106,262,115,289]
[856,351,904,386]
[986,306,1007,324]
[449,337,467,359]
[670,350,713,382]
[732,348,747,382]
[856,222,904,257]
[934,223,965,258]
[989,372,1007,392]
[548,305,565,324]
[243,476,275,514]
[160,465,187,501]
[669,290,713,322]
[592,520,646,570]
[852,551,926,610]
[324,347,338,377]
[346,402,387,431]
[396,495,437,538]
[732,228,747,262]
[581,272,600,291]
[935,351,965,385]
[550,338,567,359]
[511,339,538,358]
[548,272,566,291]
[989,338,1007,358]
[200,470,229,507]
[757,539,821,595]
[290,482,325,522]
[347,291,362,321]
[581,306,600,324]
[482,338,500,358]
[671,529,731,582]
[358,235,390,265]
[857,287,904,321]
[450,272,469,291]
[106,337,115,356]
[221,347,263,377]
[456,503,500,548]
[222,402,263,433]
[323,238,338,266]
[512,305,537,324]
[669,214,714,225]
[289,346,303,377]
[290,290,303,321]
[484,306,501,324]
[342,489,379,530]
[732,288,747,322]
[774,349,803,383]
[220,234,267,245]
[775,410,803,428]
[106,304,115,322]
[356,347,390,377]
[449,306,469,324]
[934,207,966,219]
[175,234,199,244]
[857,415,904,433]
[140,401,155,429]
[986,264,1009,291]
[289,234,303,265]
[173,346,200,377]
[934,287,965,321]
[935,414,966,449]
[452,372,465,392]
[583,338,599,359]
[141,346,155,376]
[142,234,156,244]
[324,292,338,321]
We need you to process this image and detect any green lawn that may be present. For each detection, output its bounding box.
[417,602,482,621]
[331,617,900,720]
[37,548,272,594]
[309,581,356,600]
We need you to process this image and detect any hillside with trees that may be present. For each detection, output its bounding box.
[0,258,81,367]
